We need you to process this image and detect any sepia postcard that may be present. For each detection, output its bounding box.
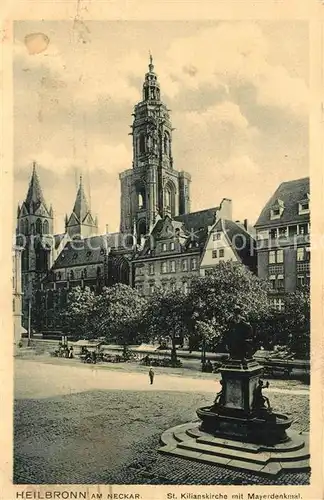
[0,1,323,500]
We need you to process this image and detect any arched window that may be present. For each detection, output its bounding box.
[165,188,171,210]
[164,132,170,155]
[137,186,146,209]
[36,218,42,235]
[164,181,176,217]
[137,220,147,244]
[139,134,145,154]
[43,220,49,234]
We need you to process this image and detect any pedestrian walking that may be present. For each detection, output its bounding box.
[149,367,154,385]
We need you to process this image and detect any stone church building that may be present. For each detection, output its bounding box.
[16,56,255,333]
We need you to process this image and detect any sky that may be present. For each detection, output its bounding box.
[13,20,309,235]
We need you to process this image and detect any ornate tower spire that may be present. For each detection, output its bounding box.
[143,53,160,102]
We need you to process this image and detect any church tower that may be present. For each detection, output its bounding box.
[66,175,98,238]
[119,55,191,239]
[16,162,54,327]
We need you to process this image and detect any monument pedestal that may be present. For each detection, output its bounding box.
[159,358,310,477]
[197,359,292,444]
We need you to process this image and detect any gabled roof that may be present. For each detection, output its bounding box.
[23,162,49,214]
[174,207,218,232]
[255,177,310,228]
[202,219,257,273]
[51,233,126,269]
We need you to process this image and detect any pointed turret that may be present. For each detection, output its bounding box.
[66,175,98,239]
[24,161,49,214]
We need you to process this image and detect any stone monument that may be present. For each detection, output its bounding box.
[159,312,310,477]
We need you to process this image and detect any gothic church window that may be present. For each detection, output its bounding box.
[36,218,42,235]
[164,132,170,156]
[139,134,146,154]
[43,220,49,234]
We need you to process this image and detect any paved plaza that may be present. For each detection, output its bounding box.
[14,358,310,485]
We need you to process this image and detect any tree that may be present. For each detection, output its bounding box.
[94,284,147,347]
[145,287,191,363]
[189,261,271,352]
[63,286,97,339]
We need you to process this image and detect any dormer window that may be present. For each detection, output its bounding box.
[270,199,285,220]
[298,196,310,215]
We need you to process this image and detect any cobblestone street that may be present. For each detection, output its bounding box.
[14,358,310,485]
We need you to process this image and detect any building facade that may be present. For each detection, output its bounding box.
[119,56,191,239]
[200,218,256,276]
[133,199,245,296]
[254,177,310,310]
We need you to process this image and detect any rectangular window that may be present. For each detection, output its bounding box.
[182,260,188,271]
[269,275,276,289]
[277,274,284,289]
[149,264,154,275]
[269,228,277,239]
[288,225,298,237]
[276,250,284,263]
[212,250,218,259]
[297,275,305,287]
[299,224,309,235]
[278,227,287,238]
[219,249,224,258]
[297,247,304,261]
[269,251,276,264]
[170,260,176,273]
[272,298,284,311]
[191,258,197,270]
[213,233,221,241]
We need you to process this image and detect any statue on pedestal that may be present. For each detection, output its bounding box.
[213,380,225,409]
[226,308,255,368]
[252,379,272,415]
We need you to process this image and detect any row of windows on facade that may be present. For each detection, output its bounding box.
[258,223,310,240]
[269,272,310,290]
[54,267,103,281]
[136,280,190,295]
[269,272,310,289]
[212,249,225,259]
[270,200,309,221]
[268,247,310,264]
[136,258,198,276]
[20,219,50,235]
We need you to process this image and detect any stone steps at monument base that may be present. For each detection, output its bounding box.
[177,439,310,465]
[159,444,310,476]
[195,431,306,454]
[159,423,310,477]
